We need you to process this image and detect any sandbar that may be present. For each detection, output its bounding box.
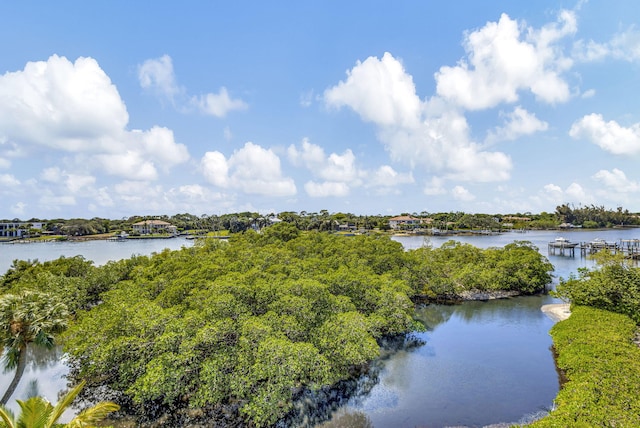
[541,303,571,322]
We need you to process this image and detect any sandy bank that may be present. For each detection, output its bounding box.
[541,303,571,322]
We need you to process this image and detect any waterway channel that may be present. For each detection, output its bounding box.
[1,229,638,426]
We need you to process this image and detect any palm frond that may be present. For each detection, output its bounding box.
[2,348,21,372]
[16,397,53,428]
[46,381,85,427]
[0,404,16,428]
[67,401,120,428]
[0,290,69,373]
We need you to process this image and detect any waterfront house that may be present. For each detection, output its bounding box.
[388,215,423,230]
[0,221,44,238]
[132,220,177,235]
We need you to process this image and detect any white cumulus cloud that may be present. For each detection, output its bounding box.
[541,182,593,206]
[288,139,362,196]
[566,182,589,201]
[435,11,575,110]
[593,168,640,192]
[570,113,640,155]
[542,183,564,201]
[486,106,549,143]
[573,27,640,63]
[424,176,447,196]
[10,202,26,216]
[191,87,248,118]
[0,173,20,187]
[325,52,421,128]
[324,53,512,182]
[40,167,95,193]
[139,54,248,118]
[202,142,296,197]
[0,55,129,151]
[304,181,350,198]
[133,126,190,170]
[452,185,475,201]
[95,151,159,181]
[581,89,596,99]
[287,138,326,170]
[138,54,182,100]
[94,187,114,207]
[368,165,414,188]
[201,151,230,188]
[0,55,190,185]
[288,138,413,197]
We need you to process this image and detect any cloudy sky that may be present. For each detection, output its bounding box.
[1,1,640,219]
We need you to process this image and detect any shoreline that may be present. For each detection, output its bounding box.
[541,303,571,322]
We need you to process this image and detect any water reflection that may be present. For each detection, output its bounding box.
[317,410,373,428]
[1,344,70,418]
[0,237,194,273]
[416,304,453,331]
[24,379,40,399]
[24,341,66,369]
[331,295,558,428]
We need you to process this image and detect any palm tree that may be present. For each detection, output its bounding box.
[0,380,119,428]
[0,291,69,405]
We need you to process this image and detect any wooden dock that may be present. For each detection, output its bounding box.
[548,238,579,256]
[549,238,640,259]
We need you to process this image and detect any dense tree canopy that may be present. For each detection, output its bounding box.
[0,255,142,313]
[0,230,554,426]
[554,252,640,323]
[554,204,639,227]
[62,231,420,426]
[404,240,553,300]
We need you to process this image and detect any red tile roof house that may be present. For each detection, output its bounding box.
[388,215,425,230]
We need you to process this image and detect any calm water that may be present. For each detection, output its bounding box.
[1,229,638,426]
[0,237,194,273]
[323,229,640,428]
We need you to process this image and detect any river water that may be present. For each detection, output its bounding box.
[1,229,638,426]
[0,237,194,274]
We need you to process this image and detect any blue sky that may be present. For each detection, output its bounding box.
[2,1,640,219]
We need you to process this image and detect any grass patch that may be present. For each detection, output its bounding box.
[530,306,640,427]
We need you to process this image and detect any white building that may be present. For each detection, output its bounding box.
[0,222,44,238]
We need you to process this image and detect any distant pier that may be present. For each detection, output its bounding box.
[548,237,640,259]
[548,237,579,256]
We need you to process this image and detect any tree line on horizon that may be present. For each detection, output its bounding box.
[2,204,639,237]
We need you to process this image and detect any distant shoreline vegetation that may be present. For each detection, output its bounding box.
[1,204,639,242]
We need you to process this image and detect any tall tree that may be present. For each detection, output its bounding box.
[0,291,68,404]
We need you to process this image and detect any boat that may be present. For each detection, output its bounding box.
[108,231,129,241]
[549,237,578,248]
